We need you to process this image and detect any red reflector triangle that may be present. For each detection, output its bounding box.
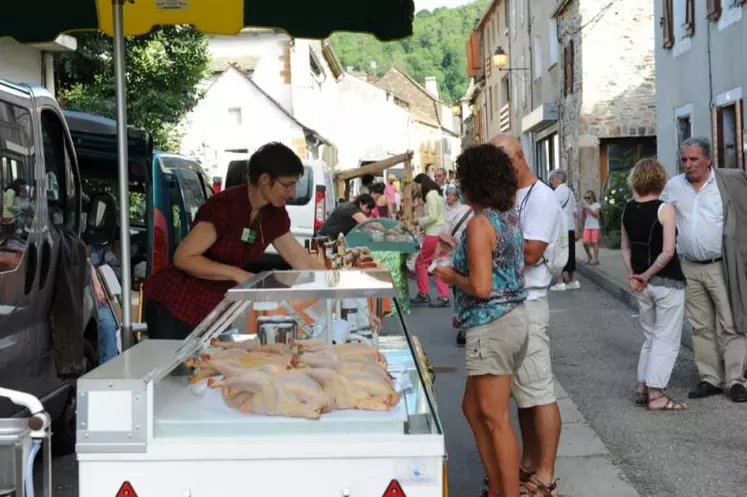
[383,479,406,496]
[116,481,138,497]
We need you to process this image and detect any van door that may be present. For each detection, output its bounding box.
[0,96,51,415]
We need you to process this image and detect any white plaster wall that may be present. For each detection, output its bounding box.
[208,31,292,113]
[0,39,43,86]
[333,74,411,171]
[179,68,305,173]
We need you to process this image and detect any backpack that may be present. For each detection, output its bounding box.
[518,181,569,274]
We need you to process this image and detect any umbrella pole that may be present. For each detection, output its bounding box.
[113,0,133,350]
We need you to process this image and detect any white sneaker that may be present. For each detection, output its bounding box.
[567,281,581,290]
[550,283,568,291]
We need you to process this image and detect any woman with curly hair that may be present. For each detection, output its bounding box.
[411,172,448,307]
[434,144,529,497]
[622,158,687,411]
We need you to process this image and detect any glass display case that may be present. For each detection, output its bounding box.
[76,270,442,454]
[345,218,420,254]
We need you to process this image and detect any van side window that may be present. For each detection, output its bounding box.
[0,100,35,272]
[41,110,79,232]
[177,169,206,225]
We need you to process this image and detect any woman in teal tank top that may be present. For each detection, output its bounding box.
[434,144,529,497]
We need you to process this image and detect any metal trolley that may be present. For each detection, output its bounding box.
[0,388,52,497]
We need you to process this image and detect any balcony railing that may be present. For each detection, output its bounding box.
[499,104,511,133]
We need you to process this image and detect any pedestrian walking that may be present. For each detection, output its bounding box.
[411,173,449,308]
[549,169,580,290]
[660,137,747,403]
[491,134,562,497]
[433,144,529,497]
[436,185,473,345]
[622,159,687,411]
[581,191,601,265]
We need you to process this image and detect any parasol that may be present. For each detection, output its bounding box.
[1,0,414,350]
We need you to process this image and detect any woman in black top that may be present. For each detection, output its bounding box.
[621,158,687,411]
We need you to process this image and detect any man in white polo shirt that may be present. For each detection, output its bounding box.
[491,134,562,496]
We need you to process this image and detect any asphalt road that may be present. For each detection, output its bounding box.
[44,275,747,496]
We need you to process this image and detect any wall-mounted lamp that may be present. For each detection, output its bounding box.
[493,47,530,72]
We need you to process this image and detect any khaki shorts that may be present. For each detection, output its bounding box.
[465,303,529,377]
[512,298,556,409]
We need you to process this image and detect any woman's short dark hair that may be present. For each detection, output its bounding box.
[356,194,375,210]
[414,173,442,199]
[361,174,375,187]
[370,182,385,195]
[456,144,518,212]
[247,142,304,185]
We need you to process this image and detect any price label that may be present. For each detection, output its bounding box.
[155,0,188,10]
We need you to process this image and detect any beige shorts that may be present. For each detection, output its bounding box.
[465,303,529,377]
[512,298,556,409]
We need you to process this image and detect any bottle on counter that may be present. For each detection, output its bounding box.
[337,233,345,256]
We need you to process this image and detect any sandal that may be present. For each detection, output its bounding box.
[520,475,559,496]
[520,466,536,483]
[647,394,687,411]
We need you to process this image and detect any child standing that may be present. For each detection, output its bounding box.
[582,190,602,265]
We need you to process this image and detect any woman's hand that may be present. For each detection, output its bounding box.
[433,265,457,285]
[232,268,254,284]
[629,274,647,292]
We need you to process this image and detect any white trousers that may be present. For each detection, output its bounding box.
[636,284,685,389]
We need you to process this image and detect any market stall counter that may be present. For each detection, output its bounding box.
[76,270,446,497]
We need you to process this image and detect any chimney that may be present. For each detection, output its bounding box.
[424,76,439,98]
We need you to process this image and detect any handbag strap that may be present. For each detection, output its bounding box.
[451,208,473,237]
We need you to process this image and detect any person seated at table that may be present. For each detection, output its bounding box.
[318,194,387,238]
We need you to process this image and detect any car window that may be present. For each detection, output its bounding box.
[165,174,186,249]
[83,178,146,227]
[41,109,79,232]
[0,99,35,273]
[287,166,313,206]
[176,169,206,224]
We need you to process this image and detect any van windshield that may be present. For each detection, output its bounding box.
[287,166,313,206]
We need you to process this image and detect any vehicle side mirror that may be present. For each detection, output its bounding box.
[84,193,117,246]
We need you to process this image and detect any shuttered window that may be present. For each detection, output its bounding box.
[685,0,695,36]
[707,0,721,21]
[712,99,745,170]
[661,0,674,49]
[563,41,574,96]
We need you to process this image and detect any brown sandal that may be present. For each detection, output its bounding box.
[520,466,536,483]
[647,394,687,411]
[520,475,559,496]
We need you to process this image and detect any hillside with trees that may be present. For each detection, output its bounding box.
[330,0,489,104]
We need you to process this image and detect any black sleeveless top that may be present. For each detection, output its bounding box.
[318,202,361,238]
[622,199,685,284]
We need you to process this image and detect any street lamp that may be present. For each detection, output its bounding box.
[493,46,530,72]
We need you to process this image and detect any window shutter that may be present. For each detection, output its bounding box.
[563,41,574,96]
[707,0,722,21]
[685,0,695,36]
[737,99,744,171]
[661,0,674,48]
[712,106,720,168]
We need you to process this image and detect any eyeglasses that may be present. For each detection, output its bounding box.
[276,179,297,192]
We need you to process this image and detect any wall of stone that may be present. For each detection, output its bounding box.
[556,0,655,197]
[579,0,656,139]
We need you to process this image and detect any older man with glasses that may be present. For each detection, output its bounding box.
[660,136,747,403]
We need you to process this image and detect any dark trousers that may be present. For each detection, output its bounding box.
[144,299,194,340]
[563,230,576,273]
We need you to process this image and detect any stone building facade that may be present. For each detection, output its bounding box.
[554,0,657,197]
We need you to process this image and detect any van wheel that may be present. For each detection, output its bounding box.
[52,391,76,457]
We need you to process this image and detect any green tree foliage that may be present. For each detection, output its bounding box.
[56,26,210,151]
[330,0,490,104]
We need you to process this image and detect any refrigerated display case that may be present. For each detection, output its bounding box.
[345,218,420,254]
[76,270,445,497]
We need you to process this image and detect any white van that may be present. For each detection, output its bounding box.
[212,155,336,269]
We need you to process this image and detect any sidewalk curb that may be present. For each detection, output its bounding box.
[575,259,693,351]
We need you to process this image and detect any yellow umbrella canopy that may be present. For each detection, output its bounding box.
[2,0,415,42]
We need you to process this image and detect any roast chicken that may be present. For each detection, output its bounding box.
[186,339,400,419]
